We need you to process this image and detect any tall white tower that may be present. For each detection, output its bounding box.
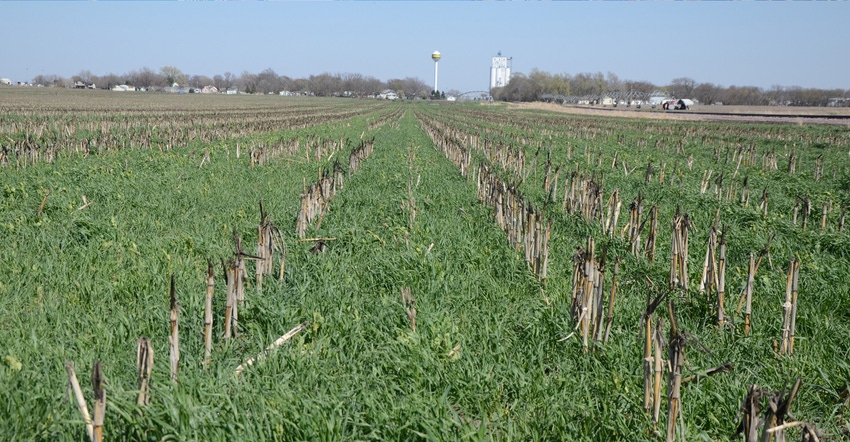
[490,51,511,89]
[432,51,441,93]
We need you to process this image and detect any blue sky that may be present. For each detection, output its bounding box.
[2,1,847,92]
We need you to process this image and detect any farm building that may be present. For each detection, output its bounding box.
[111,85,136,92]
[201,85,219,94]
[0,78,11,86]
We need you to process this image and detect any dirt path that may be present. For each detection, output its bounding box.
[513,102,850,126]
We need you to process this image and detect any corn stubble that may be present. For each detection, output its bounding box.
[4,95,847,439]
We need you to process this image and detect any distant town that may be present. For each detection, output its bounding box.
[3,54,848,107]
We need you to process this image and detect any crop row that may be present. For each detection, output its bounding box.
[415,102,849,439]
[0,93,400,167]
[2,97,848,440]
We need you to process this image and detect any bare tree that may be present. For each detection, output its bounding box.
[551,73,571,96]
[527,68,551,99]
[402,77,429,99]
[160,66,186,86]
[386,78,405,94]
[213,72,236,91]
[238,71,258,94]
[623,80,656,95]
[99,73,122,89]
[278,75,294,93]
[74,70,96,85]
[188,75,213,89]
[31,74,61,87]
[693,82,721,105]
[721,85,767,106]
[363,76,385,96]
[496,72,531,101]
[308,73,342,96]
[341,73,364,96]
[570,72,606,97]
[129,67,160,89]
[290,77,310,94]
[255,68,281,94]
[606,71,623,93]
[669,77,697,99]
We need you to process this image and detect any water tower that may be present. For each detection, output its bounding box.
[431,51,441,93]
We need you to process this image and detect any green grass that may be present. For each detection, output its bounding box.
[414,103,850,439]
[1,97,848,440]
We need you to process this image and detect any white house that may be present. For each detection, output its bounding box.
[0,78,11,86]
[378,90,399,100]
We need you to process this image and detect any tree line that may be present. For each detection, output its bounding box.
[25,65,848,106]
[29,66,436,99]
[492,69,850,107]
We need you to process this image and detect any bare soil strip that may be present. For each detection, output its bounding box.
[514,102,850,126]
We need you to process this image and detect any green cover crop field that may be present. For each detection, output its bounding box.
[1,88,849,441]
